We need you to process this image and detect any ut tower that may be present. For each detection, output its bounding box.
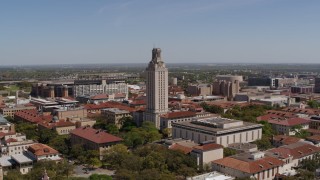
[144,48,169,129]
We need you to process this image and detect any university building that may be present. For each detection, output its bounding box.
[172,117,263,147]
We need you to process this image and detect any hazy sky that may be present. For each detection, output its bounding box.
[1,0,320,65]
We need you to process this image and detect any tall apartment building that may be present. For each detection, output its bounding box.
[212,80,240,101]
[144,48,169,129]
[187,84,213,96]
[73,80,128,98]
[290,86,314,94]
[315,77,320,93]
[31,79,128,99]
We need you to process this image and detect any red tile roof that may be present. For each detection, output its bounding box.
[257,114,287,121]
[90,94,109,100]
[266,110,298,118]
[0,131,16,138]
[169,144,193,154]
[268,142,320,160]
[283,107,320,116]
[213,156,284,174]
[28,143,59,156]
[306,135,320,142]
[272,135,302,145]
[14,110,52,124]
[38,120,75,129]
[161,111,196,119]
[84,102,136,113]
[307,128,320,135]
[6,138,17,143]
[268,117,310,126]
[70,127,123,144]
[193,143,224,151]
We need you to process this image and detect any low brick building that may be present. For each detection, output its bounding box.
[70,127,123,159]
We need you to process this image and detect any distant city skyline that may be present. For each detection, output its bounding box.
[1,0,320,65]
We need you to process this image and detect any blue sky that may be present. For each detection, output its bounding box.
[1,0,320,65]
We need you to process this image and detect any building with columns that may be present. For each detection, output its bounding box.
[172,117,263,147]
[144,48,169,129]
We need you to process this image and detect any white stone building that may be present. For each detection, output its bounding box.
[172,117,263,147]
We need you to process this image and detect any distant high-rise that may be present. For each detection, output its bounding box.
[144,48,169,129]
[315,77,320,93]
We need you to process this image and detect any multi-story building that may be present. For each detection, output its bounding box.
[38,118,76,135]
[70,127,123,159]
[215,75,243,82]
[0,105,36,118]
[271,135,303,147]
[0,115,15,133]
[54,108,87,119]
[266,117,310,135]
[309,116,320,129]
[31,79,129,99]
[14,110,52,124]
[73,80,128,99]
[212,79,240,101]
[159,111,218,135]
[315,77,320,93]
[290,86,314,94]
[26,143,61,161]
[160,139,224,168]
[31,81,74,98]
[265,142,320,174]
[248,77,275,87]
[101,108,131,128]
[187,84,213,96]
[172,117,263,146]
[213,152,284,180]
[0,133,35,156]
[144,48,169,129]
[160,111,197,131]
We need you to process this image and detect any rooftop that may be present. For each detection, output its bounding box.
[272,135,302,146]
[266,142,320,160]
[213,154,284,174]
[172,117,262,134]
[28,143,59,156]
[268,117,310,126]
[70,127,123,144]
[11,154,34,164]
[101,108,130,114]
[161,111,196,119]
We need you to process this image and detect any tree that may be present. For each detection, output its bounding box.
[106,124,119,135]
[259,121,275,137]
[253,136,273,150]
[161,128,171,138]
[223,148,237,157]
[15,122,39,140]
[49,135,70,155]
[88,157,102,169]
[120,116,137,132]
[308,100,320,109]
[38,128,58,144]
[4,169,23,180]
[292,125,310,138]
[89,174,112,180]
[201,102,224,114]
[177,165,197,179]
[58,160,74,178]
[295,169,315,179]
[124,122,161,148]
[104,144,130,169]
[114,169,137,180]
